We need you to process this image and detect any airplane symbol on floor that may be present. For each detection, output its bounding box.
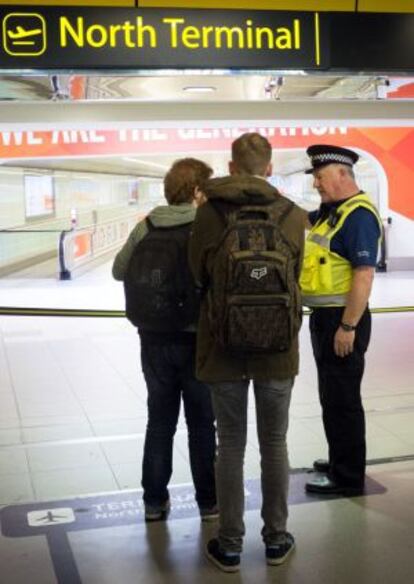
[7,25,42,45]
[36,512,68,523]
[27,507,76,527]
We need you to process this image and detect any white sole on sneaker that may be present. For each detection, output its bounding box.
[201,513,220,522]
[205,550,240,573]
[266,542,295,566]
[205,541,240,574]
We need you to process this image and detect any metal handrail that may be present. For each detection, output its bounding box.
[0,306,413,318]
[0,228,65,233]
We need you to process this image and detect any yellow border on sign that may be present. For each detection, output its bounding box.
[137,0,355,11]
[0,0,412,13]
[0,1,135,6]
[359,0,414,13]
[314,12,320,66]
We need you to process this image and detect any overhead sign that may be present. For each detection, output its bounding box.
[0,6,326,69]
[0,6,413,71]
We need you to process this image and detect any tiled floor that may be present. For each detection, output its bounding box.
[0,262,413,583]
[0,263,413,502]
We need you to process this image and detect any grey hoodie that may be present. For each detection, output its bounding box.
[112,203,196,281]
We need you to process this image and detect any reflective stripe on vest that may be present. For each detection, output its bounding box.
[307,233,330,248]
[301,293,347,306]
[300,193,382,308]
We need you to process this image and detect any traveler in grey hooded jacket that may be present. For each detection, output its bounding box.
[113,158,218,522]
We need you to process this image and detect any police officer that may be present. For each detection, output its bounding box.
[301,144,382,495]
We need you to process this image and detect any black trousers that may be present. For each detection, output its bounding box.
[310,307,371,488]
[140,339,216,509]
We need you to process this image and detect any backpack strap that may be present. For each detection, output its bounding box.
[145,216,154,230]
[209,197,295,253]
[270,197,295,227]
[209,199,237,226]
[210,197,294,225]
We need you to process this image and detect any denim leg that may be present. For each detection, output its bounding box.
[180,350,216,509]
[210,381,249,553]
[254,378,293,546]
[141,342,181,507]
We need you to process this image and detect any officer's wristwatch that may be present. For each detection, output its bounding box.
[340,322,357,332]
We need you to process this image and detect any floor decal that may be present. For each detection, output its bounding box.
[0,472,386,583]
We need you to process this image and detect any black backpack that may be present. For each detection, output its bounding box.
[124,218,199,331]
[207,199,302,354]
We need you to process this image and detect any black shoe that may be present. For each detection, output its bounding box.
[266,533,295,566]
[205,538,240,573]
[305,476,364,496]
[200,505,219,522]
[313,459,330,473]
[144,500,170,522]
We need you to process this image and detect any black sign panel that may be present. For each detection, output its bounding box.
[329,12,414,72]
[0,6,327,70]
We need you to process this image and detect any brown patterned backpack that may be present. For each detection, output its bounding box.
[207,199,302,354]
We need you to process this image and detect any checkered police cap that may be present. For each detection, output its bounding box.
[305,145,359,173]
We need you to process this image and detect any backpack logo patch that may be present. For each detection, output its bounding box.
[250,267,268,280]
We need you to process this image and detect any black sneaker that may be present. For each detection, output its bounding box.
[265,532,295,566]
[200,505,219,522]
[144,500,170,523]
[205,538,240,573]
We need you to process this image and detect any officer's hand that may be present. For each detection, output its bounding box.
[334,328,355,357]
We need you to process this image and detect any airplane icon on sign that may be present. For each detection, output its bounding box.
[7,25,42,44]
[2,12,47,56]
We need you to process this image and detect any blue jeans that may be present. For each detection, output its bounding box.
[210,378,293,552]
[141,340,216,509]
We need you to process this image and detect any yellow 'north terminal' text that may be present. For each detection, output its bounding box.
[60,17,157,48]
[59,16,302,50]
[163,18,301,49]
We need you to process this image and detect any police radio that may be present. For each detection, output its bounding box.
[327,208,342,228]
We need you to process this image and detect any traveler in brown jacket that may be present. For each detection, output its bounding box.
[189,133,305,572]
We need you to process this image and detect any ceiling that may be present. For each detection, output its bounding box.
[0,72,412,178]
[0,73,388,102]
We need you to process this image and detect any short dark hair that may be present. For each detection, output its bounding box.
[231,132,272,176]
[164,158,213,205]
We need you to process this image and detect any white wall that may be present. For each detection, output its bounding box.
[0,166,162,271]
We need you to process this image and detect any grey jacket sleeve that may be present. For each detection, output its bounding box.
[112,220,148,281]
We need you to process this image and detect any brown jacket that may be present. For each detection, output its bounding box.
[189,175,305,383]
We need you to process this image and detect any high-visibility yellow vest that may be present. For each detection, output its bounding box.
[300,193,382,307]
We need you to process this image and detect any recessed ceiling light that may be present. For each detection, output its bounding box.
[183,86,217,93]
